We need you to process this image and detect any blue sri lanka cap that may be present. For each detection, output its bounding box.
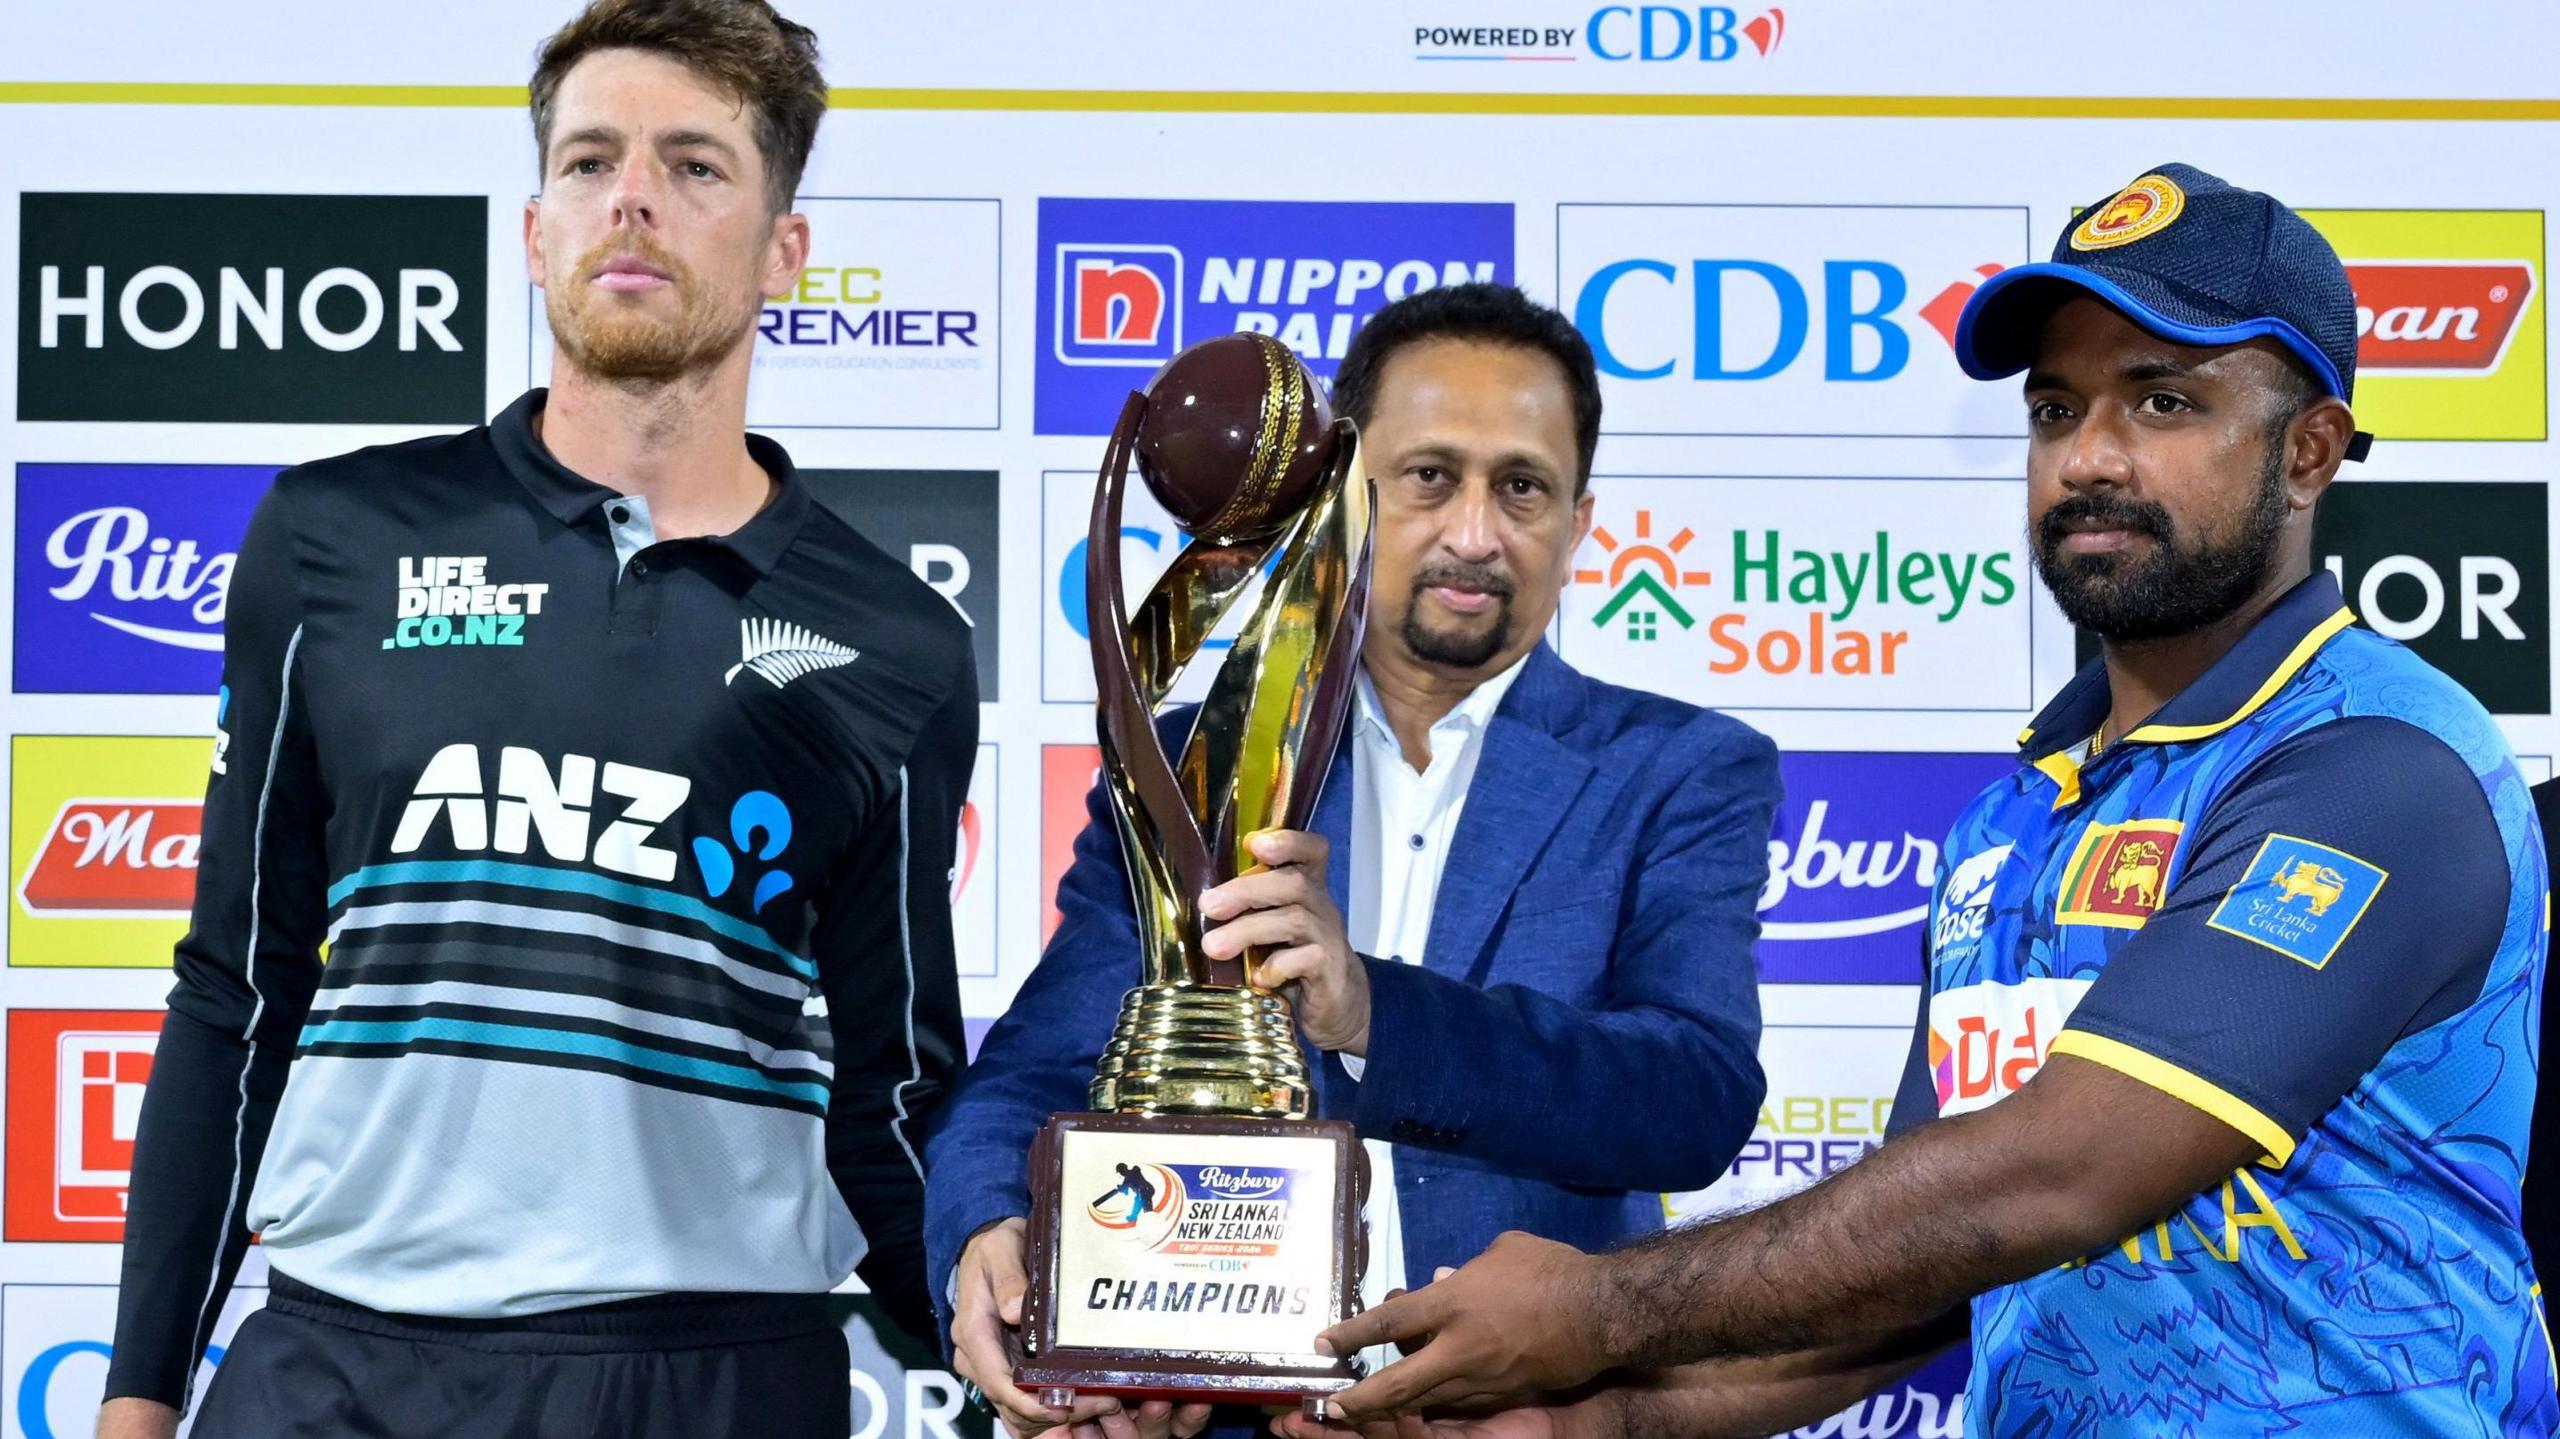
[1953,162,2372,461]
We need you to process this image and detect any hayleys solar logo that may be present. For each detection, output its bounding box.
[1413,8,1785,61]
[14,464,270,695]
[1034,198,1513,433]
[10,738,209,968]
[4,1011,161,1242]
[1758,753,2011,983]
[1558,203,2029,437]
[2300,209,2546,441]
[1559,479,2030,711]
[19,192,485,424]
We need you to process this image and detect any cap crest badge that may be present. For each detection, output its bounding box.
[2071,173,2186,252]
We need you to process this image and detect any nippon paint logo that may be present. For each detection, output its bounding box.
[1035,198,1513,433]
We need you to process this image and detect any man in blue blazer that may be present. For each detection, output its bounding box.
[928,284,1779,1439]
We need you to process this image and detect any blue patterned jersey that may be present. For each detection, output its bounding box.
[1891,571,2554,1437]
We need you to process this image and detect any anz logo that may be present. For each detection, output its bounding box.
[391,744,691,881]
[389,745,799,912]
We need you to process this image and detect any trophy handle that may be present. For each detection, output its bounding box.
[1089,391,1216,987]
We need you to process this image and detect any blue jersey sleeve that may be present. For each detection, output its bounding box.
[1886,938,1937,1139]
[2052,716,2510,1163]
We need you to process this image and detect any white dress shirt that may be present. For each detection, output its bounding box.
[1338,652,1529,1376]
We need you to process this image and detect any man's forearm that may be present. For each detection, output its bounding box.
[1611,1314,1963,1439]
[1586,1063,2234,1370]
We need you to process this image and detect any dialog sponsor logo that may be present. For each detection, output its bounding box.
[802,469,1003,699]
[1759,753,2012,983]
[13,464,270,696]
[1927,976,2090,1118]
[3,1012,161,1242]
[1557,203,2030,437]
[2301,209,2547,441]
[10,738,213,968]
[1560,479,2031,711]
[1035,198,1513,433]
[18,193,485,424]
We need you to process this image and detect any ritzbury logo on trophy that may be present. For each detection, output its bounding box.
[1018,332,1374,1409]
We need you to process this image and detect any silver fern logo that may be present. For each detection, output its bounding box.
[726,616,858,688]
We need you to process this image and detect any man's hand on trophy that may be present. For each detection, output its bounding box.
[953,1219,1199,1439]
[1314,1233,1619,1420]
[1200,829,1372,1055]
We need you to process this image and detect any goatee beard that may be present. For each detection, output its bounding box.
[546,234,758,384]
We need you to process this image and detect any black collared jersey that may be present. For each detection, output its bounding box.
[105,389,976,1410]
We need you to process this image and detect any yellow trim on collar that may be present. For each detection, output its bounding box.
[2049,1031,2296,1166]
[2032,749,2083,809]
[2124,608,2356,744]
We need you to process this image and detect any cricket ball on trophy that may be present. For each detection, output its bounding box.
[1135,332,1337,541]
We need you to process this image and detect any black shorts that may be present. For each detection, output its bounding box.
[189,1273,850,1439]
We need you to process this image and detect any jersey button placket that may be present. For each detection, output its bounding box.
[610,547,664,636]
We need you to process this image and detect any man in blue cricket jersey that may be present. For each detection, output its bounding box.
[1297,164,2555,1437]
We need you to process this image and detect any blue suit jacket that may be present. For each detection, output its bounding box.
[923,643,1778,1346]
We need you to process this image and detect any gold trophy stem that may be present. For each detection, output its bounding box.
[1089,984,1312,1119]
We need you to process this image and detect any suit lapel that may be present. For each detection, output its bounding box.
[1424,647,1593,982]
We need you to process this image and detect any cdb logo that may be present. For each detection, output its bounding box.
[1578,258,1942,383]
[1053,244,1183,368]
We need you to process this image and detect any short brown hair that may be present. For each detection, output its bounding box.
[529,0,827,215]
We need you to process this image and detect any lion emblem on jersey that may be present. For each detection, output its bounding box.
[2270,860,2348,915]
[2104,840,2167,911]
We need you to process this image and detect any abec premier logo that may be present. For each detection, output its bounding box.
[1666,1021,1908,1224]
[1035,198,1514,434]
[1413,7,1786,61]
[13,463,269,696]
[3,1282,264,1439]
[18,193,485,424]
[802,469,1003,700]
[1558,478,2030,711]
[2300,209,2546,442]
[3,1011,160,1242]
[10,738,208,968]
[1558,203,2029,437]
[1757,752,2011,983]
[530,197,1002,431]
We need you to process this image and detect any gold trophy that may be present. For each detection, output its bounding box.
[1016,333,1373,1411]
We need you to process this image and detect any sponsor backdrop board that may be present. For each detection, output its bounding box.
[8,6,2560,1436]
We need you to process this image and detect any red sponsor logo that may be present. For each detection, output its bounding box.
[953,801,984,903]
[2347,261,2536,372]
[5,1010,162,1241]
[1741,7,1786,55]
[1918,263,2006,349]
[17,800,201,918]
[1042,746,1102,944]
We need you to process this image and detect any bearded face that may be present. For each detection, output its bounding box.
[544,228,765,384]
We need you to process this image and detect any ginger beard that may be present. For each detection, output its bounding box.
[544,231,762,383]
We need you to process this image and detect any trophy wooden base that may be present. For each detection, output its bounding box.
[1019,1112,1368,1407]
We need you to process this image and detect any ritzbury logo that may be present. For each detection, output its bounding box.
[1757,753,2012,984]
[1558,203,2029,437]
[2301,209,2546,441]
[13,463,269,695]
[17,193,485,424]
[1086,1163,1299,1259]
[1035,198,1514,434]
[1415,8,1785,61]
[1559,479,2030,711]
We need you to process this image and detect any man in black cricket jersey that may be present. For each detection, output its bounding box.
[97,3,975,1436]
